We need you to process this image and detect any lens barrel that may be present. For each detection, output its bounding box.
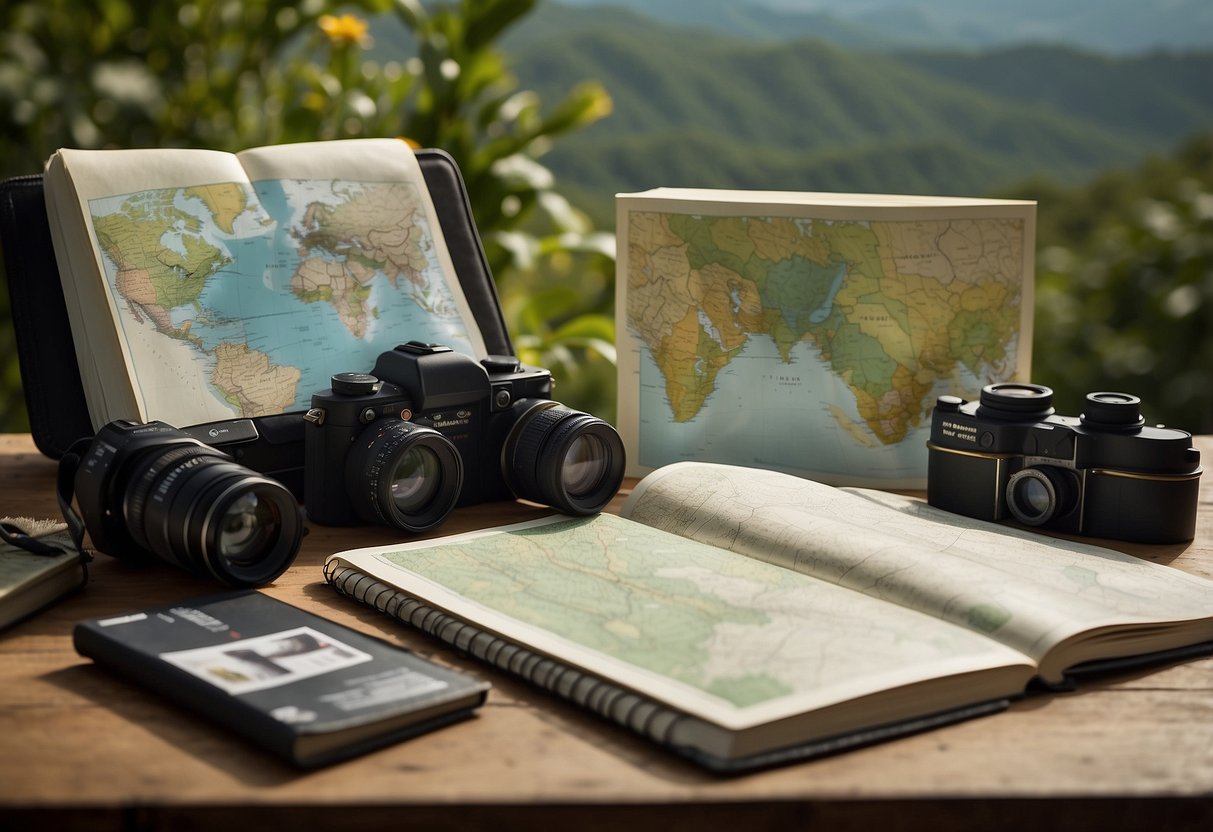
[117,437,301,586]
[1080,392,1146,431]
[503,401,625,515]
[1005,466,1079,527]
[345,419,463,532]
[976,383,1056,421]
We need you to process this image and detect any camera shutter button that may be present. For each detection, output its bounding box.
[482,355,521,373]
[980,431,995,448]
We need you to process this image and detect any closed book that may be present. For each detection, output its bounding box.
[0,519,86,631]
[72,590,489,768]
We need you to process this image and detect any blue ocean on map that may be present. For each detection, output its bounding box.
[636,335,974,487]
[114,180,477,415]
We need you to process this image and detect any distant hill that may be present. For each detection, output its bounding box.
[548,0,1213,54]
[501,5,1213,224]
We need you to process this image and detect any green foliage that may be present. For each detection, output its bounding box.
[0,0,616,431]
[1004,134,1213,431]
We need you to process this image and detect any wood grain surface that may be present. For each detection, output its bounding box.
[2,433,1212,831]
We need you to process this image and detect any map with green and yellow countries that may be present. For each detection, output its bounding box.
[376,513,1026,720]
[89,178,478,425]
[619,200,1033,486]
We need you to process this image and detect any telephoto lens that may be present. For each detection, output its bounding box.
[502,401,626,515]
[68,420,303,587]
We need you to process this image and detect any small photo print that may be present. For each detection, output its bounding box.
[161,626,373,694]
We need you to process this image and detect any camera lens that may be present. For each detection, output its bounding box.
[124,444,302,586]
[503,401,626,515]
[346,419,463,532]
[216,488,284,565]
[562,434,612,497]
[1005,466,1079,527]
[389,445,445,515]
[977,383,1056,421]
[1080,392,1146,431]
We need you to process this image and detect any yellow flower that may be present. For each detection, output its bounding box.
[319,14,370,48]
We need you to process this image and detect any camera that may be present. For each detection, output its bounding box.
[64,420,304,586]
[926,383,1202,543]
[178,412,307,499]
[303,341,626,531]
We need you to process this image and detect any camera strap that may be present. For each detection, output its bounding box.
[0,436,93,590]
[53,437,94,582]
[0,520,65,555]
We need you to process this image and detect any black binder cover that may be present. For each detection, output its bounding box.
[73,590,489,768]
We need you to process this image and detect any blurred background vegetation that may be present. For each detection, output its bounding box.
[0,0,617,431]
[1,0,1211,435]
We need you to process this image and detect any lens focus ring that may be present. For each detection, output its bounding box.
[1005,466,1079,527]
[503,401,625,516]
[345,419,463,533]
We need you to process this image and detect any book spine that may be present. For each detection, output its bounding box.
[324,561,692,750]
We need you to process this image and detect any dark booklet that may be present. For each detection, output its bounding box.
[73,591,489,768]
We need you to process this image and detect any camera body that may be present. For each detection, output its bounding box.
[304,342,624,531]
[926,383,1202,543]
[179,412,306,499]
[69,420,303,585]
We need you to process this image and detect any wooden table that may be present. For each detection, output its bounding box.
[2,432,1213,831]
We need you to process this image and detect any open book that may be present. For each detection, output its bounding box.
[324,461,1213,771]
[43,139,486,430]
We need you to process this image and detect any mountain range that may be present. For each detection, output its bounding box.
[549,0,1213,54]
[495,2,1213,223]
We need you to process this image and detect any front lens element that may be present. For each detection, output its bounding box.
[390,446,444,515]
[346,419,462,532]
[561,434,611,498]
[1006,467,1078,527]
[216,488,284,565]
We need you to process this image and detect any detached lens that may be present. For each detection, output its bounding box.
[346,419,462,532]
[124,445,302,586]
[503,401,625,515]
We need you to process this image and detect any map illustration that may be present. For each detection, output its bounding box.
[620,205,1032,485]
[89,178,479,425]
[379,513,1025,720]
[624,462,1213,676]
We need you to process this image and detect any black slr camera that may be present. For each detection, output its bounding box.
[304,341,626,532]
[926,383,1202,543]
[63,420,304,586]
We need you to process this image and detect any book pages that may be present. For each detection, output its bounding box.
[623,462,1213,681]
[44,139,486,429]
[329,514,1034,744]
